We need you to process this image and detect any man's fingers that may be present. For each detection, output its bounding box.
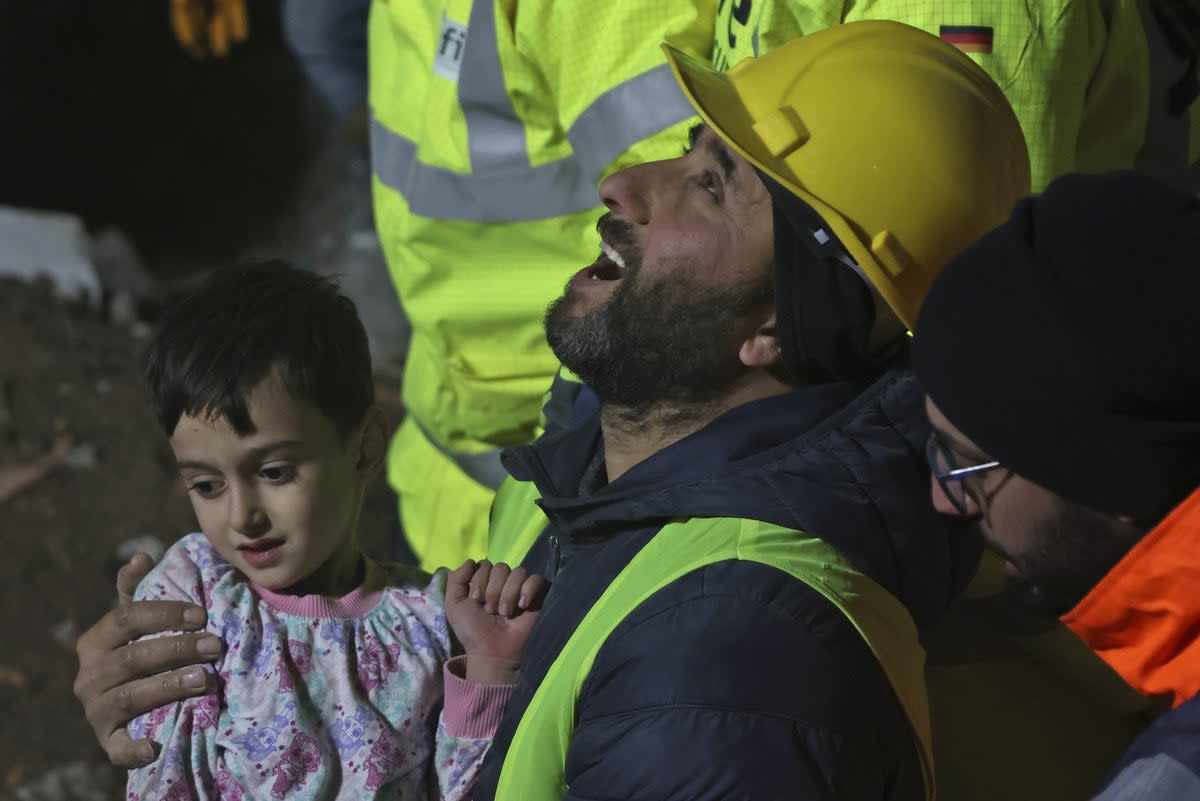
[116,554,157,605]
[496,567,529,616]
[103,730,160,770]
[93,667,216,765]
[75,630,220,711]
[76,601,205,659]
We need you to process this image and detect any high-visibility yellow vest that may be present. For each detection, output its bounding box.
[368,0,716,570]
[486,476,1153,801]
[486,476,547,566]
[490,514,936,801]
[712,0,1176,193]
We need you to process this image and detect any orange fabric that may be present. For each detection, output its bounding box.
[1061,486,1200,709]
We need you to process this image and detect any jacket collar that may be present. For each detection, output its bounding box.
[1061,486,1200,709]
[501,381,857,538]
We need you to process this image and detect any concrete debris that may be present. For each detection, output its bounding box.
[7,762,118,801]
[0,665,28,688]
[114,534,167,565]
[48,619,78,650]
[0,435,73,504]
[87,226,156,302]
[62,443,98,470]
[107,290,137,326]
[0,208,101,307]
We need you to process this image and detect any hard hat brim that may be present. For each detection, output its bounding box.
[661,42,916,328]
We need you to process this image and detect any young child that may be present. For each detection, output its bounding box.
[125,261,543,800]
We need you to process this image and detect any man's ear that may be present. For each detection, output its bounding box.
[739,311,783,369]
[355,405,390,478]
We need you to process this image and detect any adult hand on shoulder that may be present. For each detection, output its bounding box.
[73,552,223,768]
[445,559,548,685]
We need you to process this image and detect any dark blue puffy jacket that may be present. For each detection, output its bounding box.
[472,367,979,801]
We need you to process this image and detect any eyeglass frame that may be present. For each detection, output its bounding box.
[925,432,1004,515]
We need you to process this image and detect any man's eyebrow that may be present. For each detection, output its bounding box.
[176,439,302,471]
[705,135,738,184]
[684,123,738,185]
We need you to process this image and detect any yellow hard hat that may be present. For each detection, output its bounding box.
[663,20,1030,328]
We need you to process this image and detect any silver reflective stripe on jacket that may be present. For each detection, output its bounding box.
[412,416,510,490]
[371,0,696,222]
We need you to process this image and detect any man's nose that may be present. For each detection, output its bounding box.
[230,484,269,535]
[598,159,673,225]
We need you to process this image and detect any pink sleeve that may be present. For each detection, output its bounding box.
[440,655,515,739]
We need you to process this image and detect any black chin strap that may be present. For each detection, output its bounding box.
[758,171,880,386]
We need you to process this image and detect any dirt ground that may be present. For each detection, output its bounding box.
[0,3,404,797]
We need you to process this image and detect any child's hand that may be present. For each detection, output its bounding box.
[444,560,548,685]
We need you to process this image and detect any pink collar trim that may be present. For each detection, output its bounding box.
[250,561,386,618]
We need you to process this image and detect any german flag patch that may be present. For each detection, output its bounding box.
[940,25,993,54]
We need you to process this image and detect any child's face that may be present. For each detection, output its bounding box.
[169,375,379,595]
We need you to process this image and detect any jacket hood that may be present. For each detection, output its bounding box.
[502,367,979,625]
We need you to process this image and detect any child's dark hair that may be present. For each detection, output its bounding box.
[145,260,374,438]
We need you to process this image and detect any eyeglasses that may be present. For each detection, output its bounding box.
[925,433,1003,515]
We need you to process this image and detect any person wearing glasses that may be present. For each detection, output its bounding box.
[914,169,1200,800]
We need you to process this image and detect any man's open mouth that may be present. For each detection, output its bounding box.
[586,240,628,281]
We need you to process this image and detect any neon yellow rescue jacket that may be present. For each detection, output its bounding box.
[367,0,715,569]
[714,0,1200,193]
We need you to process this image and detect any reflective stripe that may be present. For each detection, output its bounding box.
[371,2,698,222]
[412,416,511,490]
[566,65,695,178]
[459,0,528,171]
[812,228,871,285]
[371,117,598,221]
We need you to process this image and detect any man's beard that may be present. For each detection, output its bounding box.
[992,500,1145,616]
[544,244,773,414]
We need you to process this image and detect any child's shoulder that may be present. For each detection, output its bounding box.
[367,561,453,658]
[135,533,236,604]
[374,560,446,597]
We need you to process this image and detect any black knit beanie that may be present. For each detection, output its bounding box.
[758,171,882,386]
[913,171,1200,521]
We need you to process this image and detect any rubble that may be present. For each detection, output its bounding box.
[86,228,156,305]
[0,209,101,307]
[0,435,73,504]
[62,444,99,470]
[48,619,79,651]
[114,535,168,565]
[6,762,120,801]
